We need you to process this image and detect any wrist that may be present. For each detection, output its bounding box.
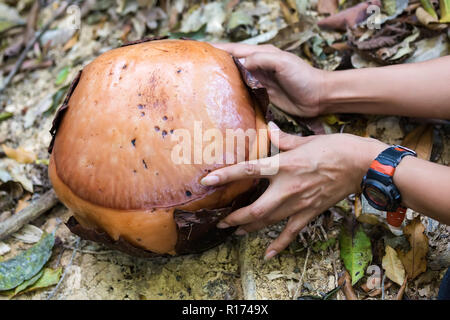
[352,137,389,193]
[319,68,379,115]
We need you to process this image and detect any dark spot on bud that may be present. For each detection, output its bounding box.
[122,64,127,69]
[185,190,192,197]
[138,104,144,109]
[131,139,136,147]
[138,93,142,96]
[162,130,167,137]
[142,159,148,169]
[133,169,137,173]
[136,238,142,242]
[170,129,174,134]
[141,112,145,116]
[162,115,168,121]
[155,172,159,176]
[177,69,182,73]
[154,126,160,132]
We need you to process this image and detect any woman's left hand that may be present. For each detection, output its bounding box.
[201,122,387,260]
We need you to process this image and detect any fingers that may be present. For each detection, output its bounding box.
[268,121,316,151]
[264,210,318,260]
[217,184,288,228]
[200,158,275,186]
[243,52,282,73]
[210,42,280,58]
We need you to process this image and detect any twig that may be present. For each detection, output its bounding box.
[0,0,76,95]
[62,244,113,255]
[0,189,59,240]
[381,273,387,300]
[47,237,80,300]
[396,277,408,300]
[293,247,310,299]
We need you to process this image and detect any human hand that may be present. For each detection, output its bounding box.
[213,42,325,117]
[201,122,387,259]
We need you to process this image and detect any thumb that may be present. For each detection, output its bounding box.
[268,121,315,151]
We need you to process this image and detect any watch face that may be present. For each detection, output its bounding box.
[364,184,388,208]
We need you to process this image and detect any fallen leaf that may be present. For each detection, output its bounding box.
[44,85,70,116]
[317,0,338,15]
[0,242,10,256]
[15,193,31,213]
[337,270,358,299]
[0,112,13,122]
[19,267,62,296]
[63,32,79,51]
[312,237,336,253]
[397,217,428,280]
[339,223,373,285]
[318,0,382,31]
[405,34,449,63]
[0,233,55,291]
[55,66,71,86]
[1,145,37,164]
[382,245,406,285]
[402,124,433,160]
[415,7,447,31]
[9,269,44,297]
[439,0,450,22]
[420,0,438,19]
[12,224,43,244]
[0,3,25,33]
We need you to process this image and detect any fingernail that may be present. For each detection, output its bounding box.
[268,121,279,131]
[234,228,247,236]
[238,58,246,65]
[200,175,220,186]
[264,250,277,261]
[217,222,230,229]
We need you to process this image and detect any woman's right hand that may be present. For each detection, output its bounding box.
[213,42,326,118]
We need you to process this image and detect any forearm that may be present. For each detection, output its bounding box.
[321,56,450,119]
[393,156,450,225]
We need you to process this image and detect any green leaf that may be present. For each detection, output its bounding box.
[44,85,69,116]
[0,3,25,34]
[168,24,207,40]
[420,0,438,19]
[11,269,44,296]
[312,237,336,253]
[339,224,372,285]
[0,112,13,122]
[21,267,62,295]
[0,233,55,291]
[440,0,450,22]
[55,67,70,86]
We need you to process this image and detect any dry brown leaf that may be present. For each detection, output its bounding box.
[318,0,338,15]
[63,32,79,51]
[382,245,406,285]
[402,124,433,160]
[396,277,408,300]
[318,0,381,31]
[15,193,32,213]
[397,217,428,280]
[1,144,37,164]
[337,270,358,300]
[280,0,300,27]
[415,7,448,31]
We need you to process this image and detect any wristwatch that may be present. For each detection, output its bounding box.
[361,145,417,213]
